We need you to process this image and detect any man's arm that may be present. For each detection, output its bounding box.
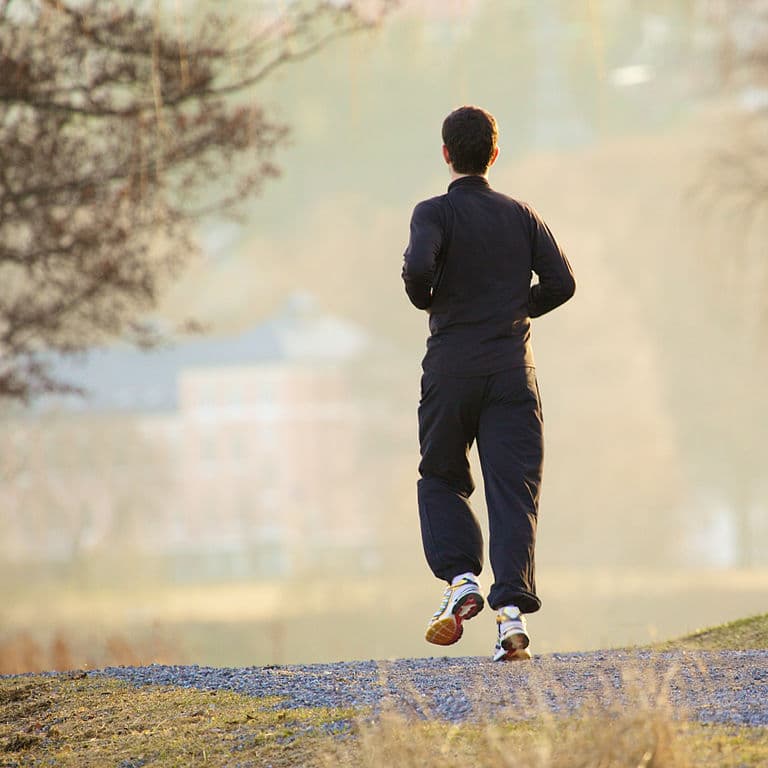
[526,205,576,318]
[402,199,444,310]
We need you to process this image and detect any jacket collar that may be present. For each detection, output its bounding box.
[448,175,490,191]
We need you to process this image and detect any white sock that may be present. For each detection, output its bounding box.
[451,571,477,587]
[498,605,522,620]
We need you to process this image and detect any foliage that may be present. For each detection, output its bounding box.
[0,0,394,401]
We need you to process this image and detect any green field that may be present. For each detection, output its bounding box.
[4,568,768,670]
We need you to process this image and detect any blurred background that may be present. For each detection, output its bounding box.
[1,0,767,672]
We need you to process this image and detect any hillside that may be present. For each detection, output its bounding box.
[1,614,766,767]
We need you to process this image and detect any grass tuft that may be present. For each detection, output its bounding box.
[328,707,689,768]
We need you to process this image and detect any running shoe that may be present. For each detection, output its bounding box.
[492,605,532,661]
[425,577,484,646]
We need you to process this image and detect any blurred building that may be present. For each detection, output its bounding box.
[156,362,373,580]
[1,295,381,581]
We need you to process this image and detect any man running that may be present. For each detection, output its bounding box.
[401,105,575,661]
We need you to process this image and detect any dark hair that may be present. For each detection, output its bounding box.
[442,106,498,175]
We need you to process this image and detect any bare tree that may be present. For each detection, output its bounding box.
[0,0,394,401]
[698,0,768,259]
[678,1,768,565]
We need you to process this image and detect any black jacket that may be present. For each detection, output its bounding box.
[402,175,575,375]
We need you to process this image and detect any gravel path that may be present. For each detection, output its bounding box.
[93,650,768,727]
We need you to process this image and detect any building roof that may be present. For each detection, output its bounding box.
[38,294,369,414]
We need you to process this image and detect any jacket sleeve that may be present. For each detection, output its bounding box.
[402,199,444,310]
[526,204,576,318]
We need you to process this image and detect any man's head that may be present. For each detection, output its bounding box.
[441,106,499,176]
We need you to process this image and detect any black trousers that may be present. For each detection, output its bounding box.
[417,366,543,613]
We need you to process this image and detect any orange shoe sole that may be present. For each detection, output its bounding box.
[425,593,484,646]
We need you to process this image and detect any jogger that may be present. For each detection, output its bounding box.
[401,106,575,659]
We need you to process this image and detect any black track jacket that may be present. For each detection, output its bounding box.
[402,175,575,375]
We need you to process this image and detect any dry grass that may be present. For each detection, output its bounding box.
[329,660,686,768]
[2,614,766,766]
[328,707,768,768]
[0,673,354,768]
[0,625,181,675]
[324,638,768,768]
[1,656,766,767]
[330,708,685,768]
[2,669,766,768]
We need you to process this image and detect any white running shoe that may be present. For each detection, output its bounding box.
[492,605,532,661]
[425,577,484,646]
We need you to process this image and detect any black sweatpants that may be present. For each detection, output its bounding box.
[417,366,543,614]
